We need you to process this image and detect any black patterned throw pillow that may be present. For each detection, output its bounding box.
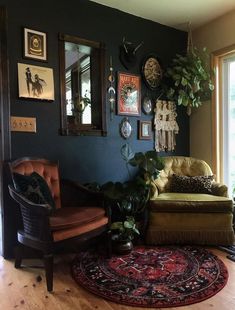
[170,174,214,194]
[12,172,56,211]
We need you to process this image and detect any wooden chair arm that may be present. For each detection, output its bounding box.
[8,185,52,241]
[60,179,104,207]
[60,179,111,222]
[8,185,52,214]
[61,179,104,197]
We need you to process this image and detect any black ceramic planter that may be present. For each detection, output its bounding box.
[112,240,133,255]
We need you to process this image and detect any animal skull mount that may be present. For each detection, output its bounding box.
[119,37,143,70]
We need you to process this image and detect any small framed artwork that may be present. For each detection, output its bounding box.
[17,63,54,100]
[24,28,47,61]
[117,72,141,116]
[139,120,152,140]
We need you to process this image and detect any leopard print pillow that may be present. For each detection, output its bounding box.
[170,174,214,194]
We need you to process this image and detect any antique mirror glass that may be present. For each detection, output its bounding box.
[59,34,106,136]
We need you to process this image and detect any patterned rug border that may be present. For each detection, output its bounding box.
[71,246,228,308]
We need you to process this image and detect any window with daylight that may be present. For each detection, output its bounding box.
[212,46,235,197]
[222,55,235,195]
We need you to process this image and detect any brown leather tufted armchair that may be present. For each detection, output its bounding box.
[8,157,111,291]
[146,156,234,246]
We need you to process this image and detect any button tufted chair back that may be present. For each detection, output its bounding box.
[9,158,61,209]
[153,156,213,193]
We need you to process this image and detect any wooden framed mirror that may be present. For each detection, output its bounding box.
[59,34,106,136]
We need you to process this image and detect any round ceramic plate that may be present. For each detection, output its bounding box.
[142,96,153,115]
[120,118,132,139]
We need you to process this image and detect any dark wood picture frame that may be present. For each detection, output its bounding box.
[139,120,152,140]
[23,27,47,61]
[117,72,141,116]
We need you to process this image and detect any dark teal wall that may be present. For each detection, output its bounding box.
[4,0,188,184]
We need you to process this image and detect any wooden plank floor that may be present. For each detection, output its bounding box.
[0,248,235,310]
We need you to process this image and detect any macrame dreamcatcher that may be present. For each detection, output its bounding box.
[154,100,179,152]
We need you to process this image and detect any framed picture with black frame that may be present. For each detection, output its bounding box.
[18,63,54,101]
[23,27,47,61]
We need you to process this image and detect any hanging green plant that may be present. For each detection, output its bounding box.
[163,46,214,115]
[73,95,91,114]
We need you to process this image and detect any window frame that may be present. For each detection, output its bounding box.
[211,44,235,183]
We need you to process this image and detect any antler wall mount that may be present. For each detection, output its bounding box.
[119,37,143,70]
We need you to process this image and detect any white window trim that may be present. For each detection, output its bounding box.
[211,45,235,184]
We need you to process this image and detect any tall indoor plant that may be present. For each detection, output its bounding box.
[100,144,164,253]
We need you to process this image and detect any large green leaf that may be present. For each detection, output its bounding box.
[120,143,134,162]
[124,220,134,229]
[128,152,145,166]
[181,77,188,86]
[111,222,124,231]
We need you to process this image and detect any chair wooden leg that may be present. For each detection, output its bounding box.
[44,254,54,292]
[14,245,23,269]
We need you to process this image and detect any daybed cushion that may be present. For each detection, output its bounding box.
[150,193,233,213]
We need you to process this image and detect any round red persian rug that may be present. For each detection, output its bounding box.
[71,246,228,308]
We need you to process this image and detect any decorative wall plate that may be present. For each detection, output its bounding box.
[142,55,162,90]
[142,96,153,115]
[120,117,132,139]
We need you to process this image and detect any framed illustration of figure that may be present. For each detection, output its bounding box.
[117,72,141,116]
[17,63,54,100]
[24,28,47,61]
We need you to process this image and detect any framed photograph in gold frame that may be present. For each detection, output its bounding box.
[117,72,141,116]
[24,28,47,61]
[138,120,152,140]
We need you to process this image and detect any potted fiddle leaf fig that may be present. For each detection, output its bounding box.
[163,46,214,115]
[121,143,165,196]
[111,213,140,254]
[100,144,164,253]
[102,144,164,218]
[100,182,141,254]
[86,144,164,254]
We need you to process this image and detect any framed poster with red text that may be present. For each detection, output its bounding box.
[117,72,141,116]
